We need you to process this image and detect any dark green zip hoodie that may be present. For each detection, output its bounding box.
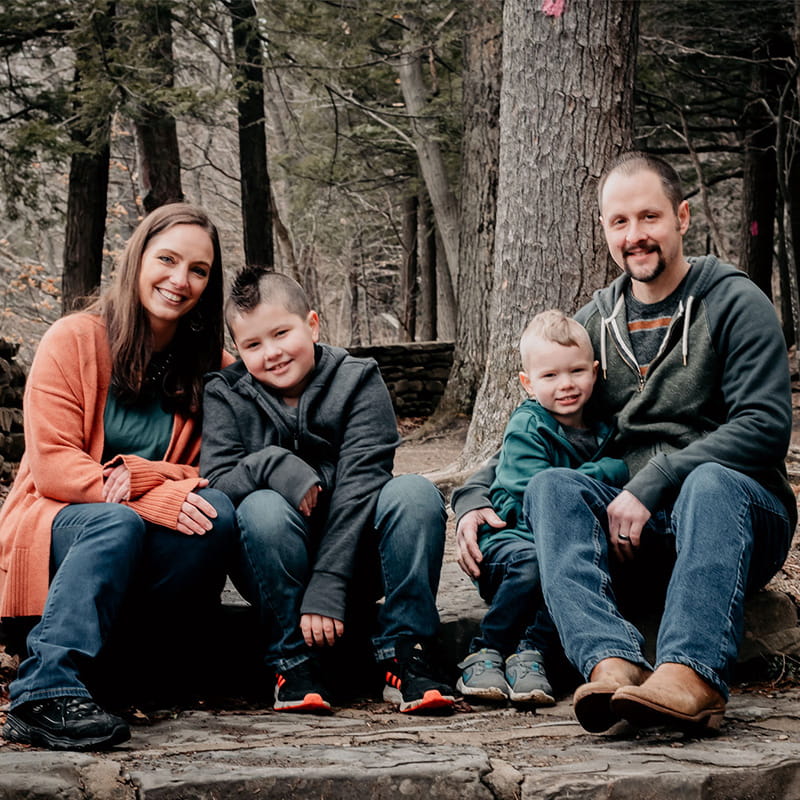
[576,255,795,524]
[452,255,795,528]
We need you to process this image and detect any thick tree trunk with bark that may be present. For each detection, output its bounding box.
[62,6,115,313]
[434,0,502,420]
[461,0,638,465]
[62,138,110,313]
[133,2,183,212]
[228,0,273,268]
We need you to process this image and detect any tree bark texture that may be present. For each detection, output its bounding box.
[435,0,502,419]
[228,0,273,269]
[61,6,115,314]
[400,193,418,341]
[462,0,638,464]
[133,2,183,212]
[417,189,436,341]
[395,15,458,326]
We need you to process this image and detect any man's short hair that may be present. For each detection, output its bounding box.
[225,266,311,327]
[520,309,593,366]
[597,151,684,214]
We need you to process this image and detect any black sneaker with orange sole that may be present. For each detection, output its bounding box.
[274,658,332,714]
[381,640,455,715]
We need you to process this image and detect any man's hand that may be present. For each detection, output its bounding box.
[301,613,344,647]
[606,489,650,562]
[455,507,505,578]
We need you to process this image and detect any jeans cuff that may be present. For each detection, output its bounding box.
[9,686,93,710]
[584,649,652,681]
[655,655,728,699]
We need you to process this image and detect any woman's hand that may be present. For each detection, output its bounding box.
[176,479,217,535]
[301,613,344,647]
[103,463,131,504]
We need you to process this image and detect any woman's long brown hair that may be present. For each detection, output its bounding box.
[88,203,225,416]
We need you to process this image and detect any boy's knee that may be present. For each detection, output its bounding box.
[237,489,299,541]
[378,474,445,522]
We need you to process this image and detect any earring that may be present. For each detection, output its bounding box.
[189,314,203,333]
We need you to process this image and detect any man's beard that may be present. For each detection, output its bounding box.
[623,243,667,284]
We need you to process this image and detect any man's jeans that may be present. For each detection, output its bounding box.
[9,489,236,708]
[523,464,793,698]
[469,536,558,658]
[234,474,446,671]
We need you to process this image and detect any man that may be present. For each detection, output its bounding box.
[452,151,796,734]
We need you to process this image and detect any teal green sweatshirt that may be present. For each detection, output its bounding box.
[481,399,628,549]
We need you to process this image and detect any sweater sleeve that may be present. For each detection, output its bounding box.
[450,454,500,524]
[577,457,629,487]
[625,279,792,511]
[300,363,399,621]
[21,319,108,504]
[200,378,320,507]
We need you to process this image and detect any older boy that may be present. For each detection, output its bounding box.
[200,267,454,715]
[455,310,628,705]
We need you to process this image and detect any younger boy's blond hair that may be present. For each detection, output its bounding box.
[519,309,592,369]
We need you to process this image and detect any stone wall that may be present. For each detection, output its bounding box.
[0,340,455,484]
[0,340,25,484]
[348,341,454,418]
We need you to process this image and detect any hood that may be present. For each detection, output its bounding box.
[592,255,747,377]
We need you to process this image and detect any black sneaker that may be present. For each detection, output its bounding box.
[2,696,130,751]
[274,658,332,714]
[381,641,455,714]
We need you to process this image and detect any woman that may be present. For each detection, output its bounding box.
[0,203,236,751]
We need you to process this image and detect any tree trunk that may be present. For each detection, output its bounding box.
[228,0,273,268]
[133,1,183,212]
[461,0,638,465]
[434,0,502,420]
[61,6,115,314]
[400,193,418,341]
[62,138,110,313]
[395,15,458,328]
[417,189,436,341]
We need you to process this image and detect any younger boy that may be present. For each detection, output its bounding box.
[454,310,628,705]
[200,267,454,715]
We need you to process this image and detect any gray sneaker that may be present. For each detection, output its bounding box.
[505,650,555,706]
[456,648,510,701]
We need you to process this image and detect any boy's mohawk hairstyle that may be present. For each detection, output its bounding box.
[229,264,270,313]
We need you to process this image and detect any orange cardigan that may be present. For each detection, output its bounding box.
[0,313,232,618]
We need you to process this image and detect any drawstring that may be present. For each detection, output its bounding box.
[601,295,626,379]
[682,295,694,366]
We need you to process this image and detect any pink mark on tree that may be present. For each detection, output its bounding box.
[542,0,565,17]
[750,221,759,236]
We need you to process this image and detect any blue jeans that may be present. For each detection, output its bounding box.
[469,537,557,658]
[233,474,446,671]
[523,464,793,698]
[9,489,236,708]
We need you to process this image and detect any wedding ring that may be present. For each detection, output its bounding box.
[618,534,630,541]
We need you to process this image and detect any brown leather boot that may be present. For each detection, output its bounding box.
[573,658,651,733]
[610,663,726,734]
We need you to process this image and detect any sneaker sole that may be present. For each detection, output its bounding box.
[456,677,509,702]
[273,693,332,714]
[398,689,455,715]
[2,717,130,752]
[508,688,555,706]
